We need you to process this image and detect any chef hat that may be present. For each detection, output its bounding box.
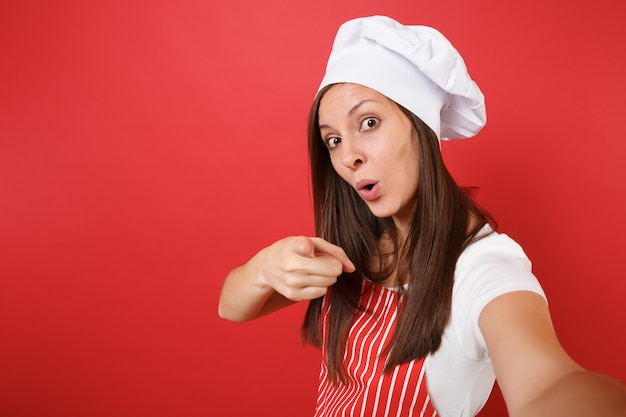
[317,15,486,140]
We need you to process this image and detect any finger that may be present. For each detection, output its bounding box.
[282,250,344,281]
[298,286,331,301]
[306,254,345,278]
[309,237,356,273]
[285,272,338,290]
[281,284,332,302]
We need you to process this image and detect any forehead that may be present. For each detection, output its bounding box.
[319,83,390,115]
[323,82,384,98]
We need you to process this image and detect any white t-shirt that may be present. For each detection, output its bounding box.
[424,226,546,417]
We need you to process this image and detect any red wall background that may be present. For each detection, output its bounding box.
[1,1,625,416]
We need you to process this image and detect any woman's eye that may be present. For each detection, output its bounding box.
[361,117,378,130]
[326,136,341,149]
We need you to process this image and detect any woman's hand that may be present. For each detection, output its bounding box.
[259,236,355,302]
[218,236,355,322]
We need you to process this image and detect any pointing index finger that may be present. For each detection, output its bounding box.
[309,237,356,273]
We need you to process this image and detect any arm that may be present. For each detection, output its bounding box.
[479,291,626,416]
[218,236,355,322]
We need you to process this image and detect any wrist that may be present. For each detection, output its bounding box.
[251,246,273,291]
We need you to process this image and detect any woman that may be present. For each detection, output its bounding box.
[218,15,626,416]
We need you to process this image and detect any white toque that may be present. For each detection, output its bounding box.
[318,15,486,140]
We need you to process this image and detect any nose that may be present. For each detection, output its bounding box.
[340,136,365,169]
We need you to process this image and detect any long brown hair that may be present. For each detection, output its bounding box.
[302,84,494,385]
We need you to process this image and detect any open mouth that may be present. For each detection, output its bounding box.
[356,181,380,201]
[357,180,378,192]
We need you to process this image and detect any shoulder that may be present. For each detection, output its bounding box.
[455,225,543,295]
[451,225,547,357]
[457,225,532,271]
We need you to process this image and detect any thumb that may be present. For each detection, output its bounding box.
[294,236,316,259]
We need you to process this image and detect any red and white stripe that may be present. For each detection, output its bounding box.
[314,282,437,417]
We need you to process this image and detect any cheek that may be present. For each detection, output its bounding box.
[406,138,420,175]
[329,155,349,182]
[399,146,420,192]
[409,174,420,196]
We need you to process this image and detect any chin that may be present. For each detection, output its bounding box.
[365,204,399,220]
[366,201,414,227]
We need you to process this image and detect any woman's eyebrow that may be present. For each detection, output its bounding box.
[348,99,374,117]
[319,99,376,130]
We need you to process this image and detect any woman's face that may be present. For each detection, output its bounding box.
[318,83,420,231]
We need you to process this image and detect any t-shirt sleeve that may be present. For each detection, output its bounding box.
[451,230,547,361]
